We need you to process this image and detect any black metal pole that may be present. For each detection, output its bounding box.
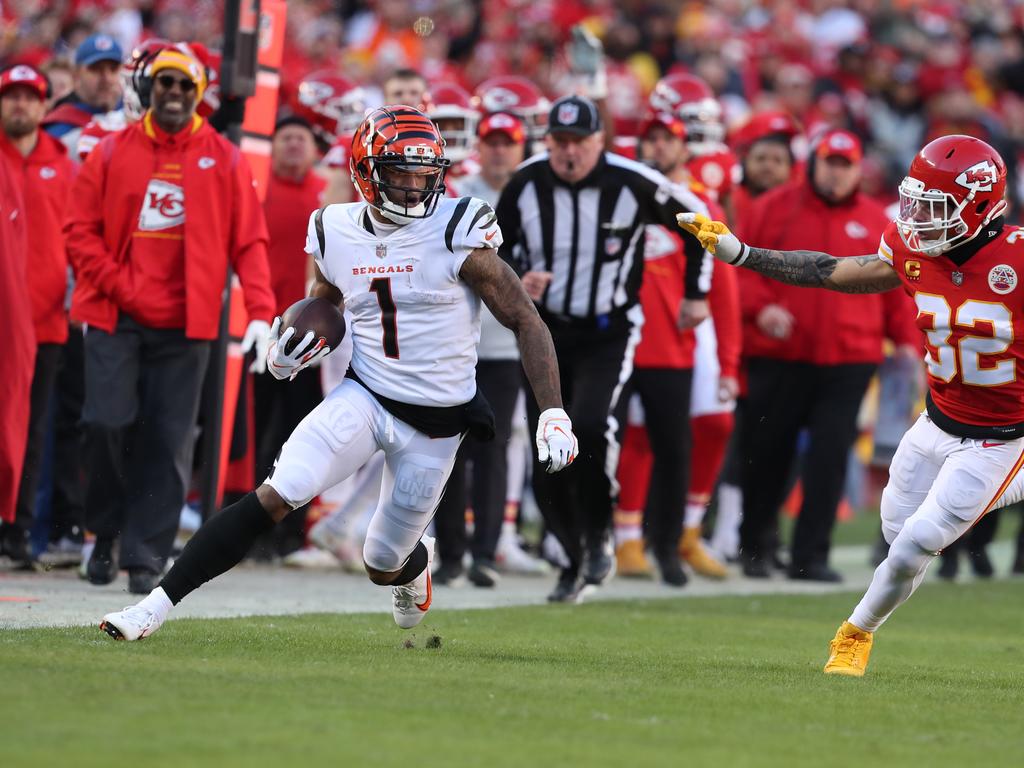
[199,0,254,521]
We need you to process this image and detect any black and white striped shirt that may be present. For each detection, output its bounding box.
[496,151,711,321]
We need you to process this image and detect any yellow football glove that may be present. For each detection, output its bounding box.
[676,212,749,265]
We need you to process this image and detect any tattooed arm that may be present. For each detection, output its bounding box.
[677,212,902,294]
[460,247,563,410]
[743,248,902,294]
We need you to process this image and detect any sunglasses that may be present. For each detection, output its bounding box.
[156,74,196,93]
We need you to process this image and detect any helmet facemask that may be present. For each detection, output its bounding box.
[355,145,450,225]
[896,175,1005,256]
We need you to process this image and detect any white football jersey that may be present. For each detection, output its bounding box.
[305,197,503,407]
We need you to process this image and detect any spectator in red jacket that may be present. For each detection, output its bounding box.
[254,115,326,557]
[738,129,918,582]
[0,126,34,542]
[65,49,275,594]
[0,64,75,566]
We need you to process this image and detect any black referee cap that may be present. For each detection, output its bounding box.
[547,95,602,136]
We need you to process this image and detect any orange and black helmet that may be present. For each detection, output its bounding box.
[350,105,451,223]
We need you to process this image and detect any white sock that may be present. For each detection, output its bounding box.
[848,541,933,633]
[711,483,742,553]
[139,586,173,621]
[684,502,706,529]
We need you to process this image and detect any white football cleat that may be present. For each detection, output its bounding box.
[100,603,165,641]
[309,510,364,573]
[496,532,550,575]
[392,535,434,630]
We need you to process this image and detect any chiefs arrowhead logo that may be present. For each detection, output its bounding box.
[955,160,998,192]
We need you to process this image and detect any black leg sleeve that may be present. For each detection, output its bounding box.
[159,491,276,604]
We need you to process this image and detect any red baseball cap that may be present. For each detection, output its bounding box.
[0,64,47,100]
[815,129,862,163]
[639,112,687,141]
[478,111,526,143]
[730,111,800,153]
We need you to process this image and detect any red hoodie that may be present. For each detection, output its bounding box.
[65,113,275,339]
[740,179,918,365]
[0,158,33,523]
[0,130,75,344]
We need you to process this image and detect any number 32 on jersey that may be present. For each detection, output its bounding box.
[915,295,1013,386]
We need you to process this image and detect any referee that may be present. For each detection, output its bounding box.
[496,95,712,602]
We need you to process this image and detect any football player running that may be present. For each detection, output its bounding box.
[679,135,1022,677]
[99,106,577,641]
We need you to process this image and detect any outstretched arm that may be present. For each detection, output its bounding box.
[741,248,901,294]
[460,247,562,410]
[677,213,902,294]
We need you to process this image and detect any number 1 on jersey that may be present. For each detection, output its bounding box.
[370,277,400,358]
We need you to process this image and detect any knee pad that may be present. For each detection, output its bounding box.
[886,527,935,577]
[363,534,404,575]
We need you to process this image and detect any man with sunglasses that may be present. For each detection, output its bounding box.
[65,48,275,595]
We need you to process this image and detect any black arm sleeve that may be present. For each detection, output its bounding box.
[495,172,526,275]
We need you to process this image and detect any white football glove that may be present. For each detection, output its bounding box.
[241,319,273,374]
[676,212,749,266]
[536,408,578,474]
[266,316,332,381]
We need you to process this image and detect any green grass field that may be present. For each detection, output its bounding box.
[3,581,1023,768]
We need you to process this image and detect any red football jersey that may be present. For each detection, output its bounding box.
[879,221,1024,428]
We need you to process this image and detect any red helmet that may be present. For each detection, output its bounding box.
[472,76,549,141]
[350,106,451,224]
[294,71,367,146]
[649,73,725,149]
[185,42,220,119]
[896,135,1008,255]
[426,82,479,163]
[121,38,175,122]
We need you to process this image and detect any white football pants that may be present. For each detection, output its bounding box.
[266,378,462,572]
[849,413,1024,632]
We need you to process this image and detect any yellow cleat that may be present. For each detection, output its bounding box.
[679,526,728,579]
[823,621,874,677]
[615,539,655,579]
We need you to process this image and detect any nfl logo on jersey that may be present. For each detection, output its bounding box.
[376,242,387,259]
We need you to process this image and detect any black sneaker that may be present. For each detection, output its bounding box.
[787,563,843,583]
[128,568,159,595]
[968,549,994,579]
[581,536,615,587]
[86,538,118,585]
[432,560,465,587]
[468,559,499,588]
[654,553,688,588]
[547,568,581,603]
[0,524,33,569]
[740,553,771,579]
[1013,550,1024,575]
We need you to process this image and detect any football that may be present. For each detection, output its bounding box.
[279,296,346,355]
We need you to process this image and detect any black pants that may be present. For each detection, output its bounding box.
[435,359,522,566]
[631,368,693,559]
[82,316,211,574]
[526,316,636,570]
[50,325,85,541]
[740,358,876,570]
[252,365,321,555]
[8,343,62,536]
